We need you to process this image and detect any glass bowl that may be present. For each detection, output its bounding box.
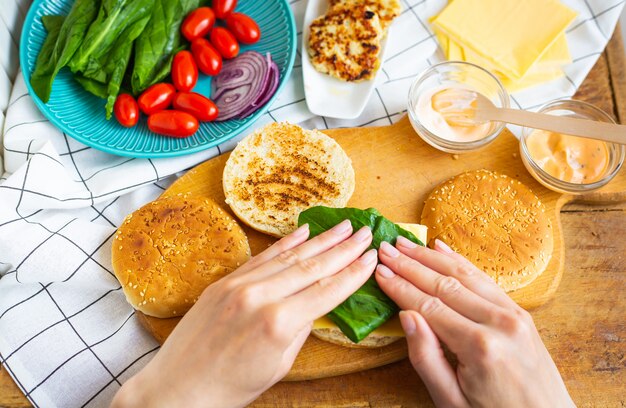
[520,99,625,194]
[407,61,509,153]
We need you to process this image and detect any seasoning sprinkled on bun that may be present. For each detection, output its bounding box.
[223,122,355,237]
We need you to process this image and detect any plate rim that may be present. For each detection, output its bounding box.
[19,0,298,159]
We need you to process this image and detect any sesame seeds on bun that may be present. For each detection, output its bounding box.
[112,194,251,318]
[421,170,553,292]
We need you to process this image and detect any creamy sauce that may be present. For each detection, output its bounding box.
[526,129,610,184]
[415,85,493,142]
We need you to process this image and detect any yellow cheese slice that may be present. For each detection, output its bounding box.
[434,29,450,55]
[446,34,465,61]
[538,34,571,66]
[432,0,571,67]
[431,0,577,79]
[500,68,564,93]
[396,223,428,246]
[439,33,570,70]
[435,28,569,92]
[450,36,565,92]
[313,223,428,339]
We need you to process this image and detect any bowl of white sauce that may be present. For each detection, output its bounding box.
[408,61,509,153]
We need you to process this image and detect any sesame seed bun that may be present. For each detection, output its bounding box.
[223,123,355,237]
[420,170,553,292]
[112,194,251,318]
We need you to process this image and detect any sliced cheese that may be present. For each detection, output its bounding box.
[313,222,428,339]
[431,0,577,80]
[396,223,428,245]
[436,29,569,92]
[449,36,566,92]
[537,34,571,66]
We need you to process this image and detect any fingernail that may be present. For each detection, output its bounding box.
[399,311,416,335]
[380,241,400,257]
[396,236,417,249]
[376,264,396,278]
[359,249,378,264]
[292,224,309,238]
[435,239,454,254]
[353,226,372,242]
[331,219,352,234]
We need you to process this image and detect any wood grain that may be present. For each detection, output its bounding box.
[2,24,625,408]
[607,24,626,124]
[136,105,626,380]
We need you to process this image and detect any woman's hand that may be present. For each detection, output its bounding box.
[376,237,574,408]
[112,220,376,408]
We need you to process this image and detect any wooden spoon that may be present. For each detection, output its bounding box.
[432,88,626,145]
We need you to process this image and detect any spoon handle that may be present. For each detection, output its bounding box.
[486,108,626,145]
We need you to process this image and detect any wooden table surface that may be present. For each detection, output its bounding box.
[2,29,625,408]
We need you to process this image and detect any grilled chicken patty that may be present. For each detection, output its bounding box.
[308,4,384,82]
[329,0,402,30]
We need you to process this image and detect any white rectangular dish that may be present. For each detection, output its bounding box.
[301,0,392,119]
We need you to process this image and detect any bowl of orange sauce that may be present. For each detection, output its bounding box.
[520,99,624,194]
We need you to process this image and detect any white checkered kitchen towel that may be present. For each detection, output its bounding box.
[1,0,624,406]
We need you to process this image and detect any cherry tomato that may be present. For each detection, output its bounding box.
[181,7,216,42]
[173,92,218,122]
[191,38,223,76]
[138,83,176,115]
[210,27,239,59]
[148,110,199,138]
[113,94,139,128]
[225,13,261,44]
[212,0,237,19]
[172,51,198,92]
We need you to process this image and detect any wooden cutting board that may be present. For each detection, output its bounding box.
[136,115,626,381]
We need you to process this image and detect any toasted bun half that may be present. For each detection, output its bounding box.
[223,122,355,237]
[421,170,553,292]
[112,195,251,318]
[312,328,401,348]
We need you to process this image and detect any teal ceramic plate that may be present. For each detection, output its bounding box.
[20,0,297,158]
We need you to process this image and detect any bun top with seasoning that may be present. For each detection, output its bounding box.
[421,169,553,292]
[223,122,355,237]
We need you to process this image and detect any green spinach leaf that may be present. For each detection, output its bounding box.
[31,16,65,91]
[102,40,134,119]
[68,0,153,75]
[30,0,99,102]
[74,75,108,99]
[298,206,425,343]
[66,0,153,118]
[131,0,203,94]
[303,207,381,241]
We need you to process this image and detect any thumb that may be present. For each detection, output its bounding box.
[400,310,470,408]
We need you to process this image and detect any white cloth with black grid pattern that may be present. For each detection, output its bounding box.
[0,0,624,406]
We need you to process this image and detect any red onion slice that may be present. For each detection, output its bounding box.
[237,60,280,118]
[211,52,268,98]
[212,51,280,121]
[212,51,269,121]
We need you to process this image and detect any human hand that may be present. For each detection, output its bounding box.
[376,237,574,408]
[112,220,376,408]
